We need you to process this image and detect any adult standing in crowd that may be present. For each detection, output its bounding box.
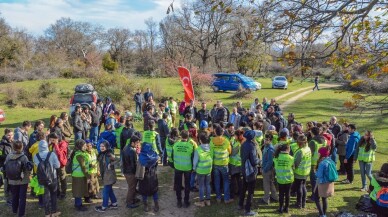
[196,102,210,125]
[14,121,31,152]
[134,89,144,114]
[60,113,72,142]
[71,139,90,212]
[122,136,140,208]
[28,120,45,154]
[144,88,154,103]
[184,100,197,123]
[143,106,158,131]
[342,124,360,184]
[73,105,84,141]
[329,116,342,138]
[168,97,178,126]
[355,130,377,191]
[250,98,260,113]
[293,135,311,209]
[48,133,68,200]
[1,129,14,205]
[261,134,278,205]
[89,103,100,145]
[336,123,349,175]
[229,107,241,129]
[102,97,116,128]
[213,101,228,125]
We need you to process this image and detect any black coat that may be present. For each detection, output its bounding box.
[196,109,210,124]
[120,127,135,150]
[214,107,227,124]
[122,145,137,175]
[0,136,13,167]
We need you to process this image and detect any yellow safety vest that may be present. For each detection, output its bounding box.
[358,146,375,163]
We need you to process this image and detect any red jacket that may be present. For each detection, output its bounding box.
[322,133,333,148]
[51,141,69,168]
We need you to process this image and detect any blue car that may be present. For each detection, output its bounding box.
[211,73,261,92]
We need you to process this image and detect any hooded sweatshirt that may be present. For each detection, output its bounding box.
[193,144,211,171]
[210,136,232,166]
[345,131,361,160]
[33,140,60,178]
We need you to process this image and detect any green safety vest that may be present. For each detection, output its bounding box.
[358,147,375,163]
[311,140,325,166]
[274,153,294,184]
[173,141,194,171]
[196,146,213,175]
[294,146,312,176]
[88,150,98,174]
[72,151,89,178]
[255,135,263,150]
[290,142,299,156]
[115,126,124,149]
[210,138,230,166]
[166,138,175,163]
[370,176,381,201]
[189,138,198,149]
[142,130,159,154]
[272,135,279,146]
[229,138,241,166]
[168,101,177,114]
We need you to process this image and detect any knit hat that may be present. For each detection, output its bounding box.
[243,130,256,140]
[268,125,276,131]
[85,139,92,144]
[318,147,330,158]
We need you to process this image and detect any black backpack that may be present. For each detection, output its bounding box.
[4,155,25,180]
[36,152,55,186]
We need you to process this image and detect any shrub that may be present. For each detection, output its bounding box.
[229,89,252,99]
[98,85,126,103]
[39,82,57,98]
[3,85,19,106]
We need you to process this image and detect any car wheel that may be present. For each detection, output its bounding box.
[212,86,219,92]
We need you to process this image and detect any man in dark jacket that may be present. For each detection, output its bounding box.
[158,113,170,166]
[213,101,227,124]
[143,106,158,131]
[184,100,197,122]
[122,135,141,208]
[143,88,154,102]
[0,128,14,205]
[73,105,84,140]
[102,97,116,127]
[196,102,210,125]
[273,112,284,133]
[14,121,31,149]
[120,120,135,149]
[134,89,144,114]
[286,113,299,131]
[239,130,260,216]
[89,103,100,145]
[329,116,342,138]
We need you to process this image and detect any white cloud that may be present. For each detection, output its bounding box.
[0,0,182,35]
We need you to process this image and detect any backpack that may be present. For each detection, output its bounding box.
[326,159,338,182]
[36,152,55,186]
[4,155,24,180]
[138,166,158,196]
[376,187,388,208]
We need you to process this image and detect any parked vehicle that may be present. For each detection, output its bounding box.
[272,76,288,89]
[69,84,98,114]
[211,73,261,92]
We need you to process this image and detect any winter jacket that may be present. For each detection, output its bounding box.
[157,119,170,139]
[316,157,335,184]
[262,102,270,111]
[329,123,342,138]
[143,111,158,131]
[262,144,275,173]
[120,127,135,149]
[62,121,72,140]
[33,141,60,179]
[4,152,31,185]
[184,106,198,120]
[336,130,349,156]
[73,113,84,133]
[241,131,260,178]
[90,109,100,127]
[53,126,63,141]
[50,140,68,168]
[196,109,211,124]
[98,150,117,186]
[122,145,137,175]
[0,136,13,167]
[143,92,154,102]
[213,107,228,124]
[229,113,241,129]
[193,144,211,171]
[134,93,144,104]
[99,130,117,149]
[28,130,38,148]
[102,103,116,120]
[274,118,284,133]
[14,127,29,147]
[345,131,361,160]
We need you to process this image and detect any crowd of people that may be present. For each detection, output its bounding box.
[0,87,387,217]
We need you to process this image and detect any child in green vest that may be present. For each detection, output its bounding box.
[274,144,294,213]
[142,120,163,156]
[86,140,99,201]
[193,131,213,207]
[229,129,244,200]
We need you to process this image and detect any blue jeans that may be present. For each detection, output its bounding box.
[214,165,230,201]
[310,167,317,193]
[74,131,83,141]
[102,185,117,208]
[359,161,373,188]
[331,147,337,164]
[190,172,197,188]
[142,193,158,202]
[89,126,99,145]
[136,102,142,114]
[75,197,82,207]
[197,174,211,201]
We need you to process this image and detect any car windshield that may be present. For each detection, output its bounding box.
[73,94,93,104]
[275,77,287,81]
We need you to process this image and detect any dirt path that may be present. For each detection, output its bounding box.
[274,86,314,101]
[280,84,341,110]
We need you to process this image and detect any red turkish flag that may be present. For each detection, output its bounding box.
[178,66,195,104]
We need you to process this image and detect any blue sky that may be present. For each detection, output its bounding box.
[0,0,181,35]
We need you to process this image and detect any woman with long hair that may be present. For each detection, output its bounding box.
[355,130,377,191]
[48,115,57,133]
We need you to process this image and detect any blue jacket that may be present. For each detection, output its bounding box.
[345,131,361,159]
[262,144,275,173]
[241,131,260,177]
[316,157,335,184]
[99,130,117,151]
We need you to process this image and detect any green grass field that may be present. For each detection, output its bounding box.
[0,77,386,217]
